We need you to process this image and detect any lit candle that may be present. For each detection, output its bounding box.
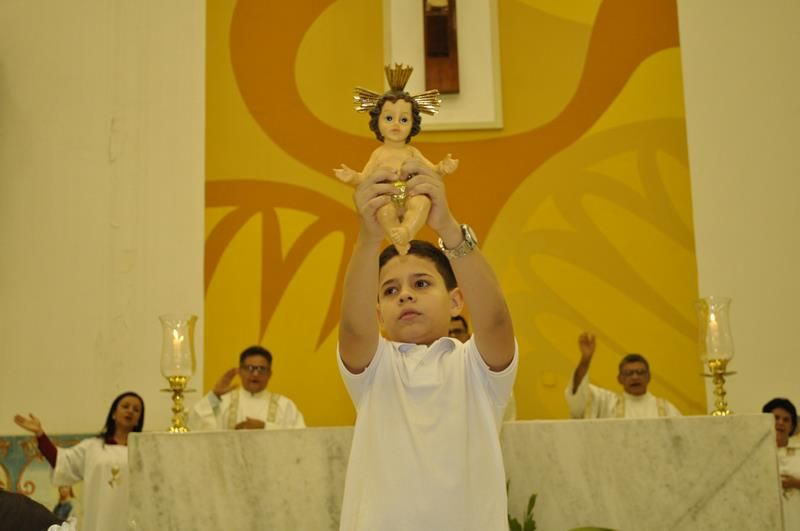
[708,312,720,357]
[172,328,184,366]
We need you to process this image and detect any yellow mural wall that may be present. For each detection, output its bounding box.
[205,0,705,426]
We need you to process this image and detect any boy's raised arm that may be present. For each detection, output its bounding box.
[338,169,396,373]
[405,163,515,371]
[441,227,515,371]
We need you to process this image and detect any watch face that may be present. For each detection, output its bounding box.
[464,225,478,246]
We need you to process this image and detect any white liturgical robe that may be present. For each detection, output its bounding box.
[778,445,800,530]
[565,374,681,419]
[52,438,129,531]
[189,388,305,431]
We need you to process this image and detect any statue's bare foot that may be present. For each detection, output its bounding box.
[389,227,410,255]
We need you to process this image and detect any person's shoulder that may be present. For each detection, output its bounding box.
[75,437,103,449]
[277,394,303,411]
[661,396,682,414]
[269,390,291,401]
[447,336,469,353]
[375,335,399,354]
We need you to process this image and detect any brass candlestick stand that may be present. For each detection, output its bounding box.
[159,314,198,433]
[704,358,735,416]
[696,296,735,416]
[162,375,195,432]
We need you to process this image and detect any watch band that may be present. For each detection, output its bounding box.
[438,224,478,259]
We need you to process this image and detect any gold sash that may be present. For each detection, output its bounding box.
[227,390,281,429]
[583,391,667,418]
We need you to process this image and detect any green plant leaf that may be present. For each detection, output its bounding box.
[526,493,537,517]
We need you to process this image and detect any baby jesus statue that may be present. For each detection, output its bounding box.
[335,64,458,254]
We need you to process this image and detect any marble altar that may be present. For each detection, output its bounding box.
[502,414,783,530]
[128,414,783,530]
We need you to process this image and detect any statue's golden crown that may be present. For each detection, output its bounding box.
[352,63,441,116]
[385,63,413,91]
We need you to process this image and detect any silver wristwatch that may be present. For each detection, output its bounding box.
[438,224,478,259]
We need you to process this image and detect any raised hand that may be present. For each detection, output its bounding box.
[399,157,438,181]
[578,332,596,363]
[213,367,240,399]
[14,413,44,436]
[353,166,397,244]
[405,171,456,237]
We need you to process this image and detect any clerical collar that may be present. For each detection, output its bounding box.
[623,391,651,401]
[243,388,268,398]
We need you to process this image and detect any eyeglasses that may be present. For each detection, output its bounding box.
[241,364,270,375]
[620,368,648,378]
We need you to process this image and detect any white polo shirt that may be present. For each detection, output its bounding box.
[338,335,518,531]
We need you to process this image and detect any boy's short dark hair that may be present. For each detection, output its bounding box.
[378,240,458,291]
[239,345,273,366]
[618,353,649,373]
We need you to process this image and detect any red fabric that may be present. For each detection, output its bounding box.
[36,433,58,468]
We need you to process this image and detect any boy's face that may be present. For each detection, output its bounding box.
[377,254,463,346]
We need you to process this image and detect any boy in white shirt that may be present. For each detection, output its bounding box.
[337,160,518,531]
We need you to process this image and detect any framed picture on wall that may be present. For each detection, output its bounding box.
[383,0,503,131]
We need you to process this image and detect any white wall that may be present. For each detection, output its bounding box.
[678,1,800,414]
[0,1,205,434]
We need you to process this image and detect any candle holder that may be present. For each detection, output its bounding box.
[705,358,734,416]
[696,296,735,416]
[159,314,197,432]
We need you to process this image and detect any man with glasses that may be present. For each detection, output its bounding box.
[564,332,681,419]
[189,345,305,430]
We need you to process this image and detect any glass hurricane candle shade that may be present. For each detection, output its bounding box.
[695,296,734,362]
[159,314,197,378]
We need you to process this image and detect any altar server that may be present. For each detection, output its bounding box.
[14,391,144,531]
[337,161,517,530]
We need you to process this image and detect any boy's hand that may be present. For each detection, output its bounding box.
[403,162,459,240]
[354,166,396,244]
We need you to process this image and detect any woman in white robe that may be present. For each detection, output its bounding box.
[14,391,145,531]
[763,398,800,530]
